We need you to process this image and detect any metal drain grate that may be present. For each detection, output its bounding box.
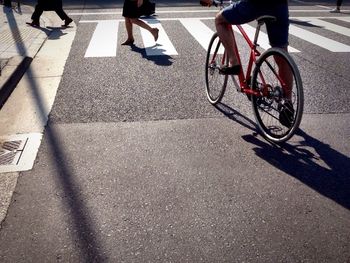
[0,139,26,166]
[0,133,42,173]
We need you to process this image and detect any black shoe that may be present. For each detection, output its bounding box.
[278,100,294,128]
[63,17,73,27]
[121,39,135,45]
[26,20,40,27]
[219,65,241,75]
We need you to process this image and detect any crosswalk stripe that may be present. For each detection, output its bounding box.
[140,20,178,56]
[236,24,300,53]
[84,20,119,57]
[80,17,350,57]
[289,24,350,52]
[337,17,350,23]
[296,17,350,37]
[179,18,220,53]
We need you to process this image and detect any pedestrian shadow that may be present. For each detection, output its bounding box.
[241,130,350,210]
[130,44,173,66]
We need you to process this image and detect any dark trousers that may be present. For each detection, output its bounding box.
[337,0,343,6]
[31,3,69,22]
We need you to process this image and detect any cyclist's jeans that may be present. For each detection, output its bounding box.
[221,0,289,48]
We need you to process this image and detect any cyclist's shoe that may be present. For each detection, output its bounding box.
[278,100,295,128]
[219,65,241,75]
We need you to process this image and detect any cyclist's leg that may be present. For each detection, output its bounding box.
[265,3,292,99]
[216,0,258,74]
[215,14,237,67]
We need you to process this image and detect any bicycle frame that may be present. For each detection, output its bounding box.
[216,23,287,98]
[230,24,261,96]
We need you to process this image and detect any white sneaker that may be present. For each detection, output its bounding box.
[330,7,340,13]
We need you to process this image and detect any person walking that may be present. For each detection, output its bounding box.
[27,0,73,27]
[121,0,159,45]
[330,0,343,13]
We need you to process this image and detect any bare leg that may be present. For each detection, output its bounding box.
[130,18,159,41]
[215,13,239,66]
[121,17,134,45]
[275,47,293,100]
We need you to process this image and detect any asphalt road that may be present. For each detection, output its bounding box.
[0,1,350,262]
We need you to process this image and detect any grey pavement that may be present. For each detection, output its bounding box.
[0,1,350,261]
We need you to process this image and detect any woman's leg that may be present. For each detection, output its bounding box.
[130,18,159,41]
[122,17,135,45]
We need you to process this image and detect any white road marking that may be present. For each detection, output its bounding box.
[337,17,350,23]
[237,24,300,53]
[140,20,178,56]
[80,16,350,56]
[289,24,350,52]
[84,20,119,57]
[179,18,216,51]
[296,17,350,37]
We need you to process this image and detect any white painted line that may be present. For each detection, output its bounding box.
[85,20,118,57]
[236,24,300,53]
[179,18,215,51]
[140,20,178,56]
[296,17,350,37]
[289,24,350,52]
[337,17,350,23]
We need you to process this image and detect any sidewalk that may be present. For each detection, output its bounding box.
[1,4,49,106]
[0,3,76,228]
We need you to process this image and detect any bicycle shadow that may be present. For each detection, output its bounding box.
[214,102,257,133]
[130,44,173,66]
[241,130,350,210]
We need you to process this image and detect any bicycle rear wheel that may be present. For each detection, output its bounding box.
[251,47,304,143]
[205,33,228,105]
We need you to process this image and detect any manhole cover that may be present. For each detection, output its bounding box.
[0,133,42,173]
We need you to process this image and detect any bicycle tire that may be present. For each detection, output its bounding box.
[205,33,228,105]
[251,47,304,143]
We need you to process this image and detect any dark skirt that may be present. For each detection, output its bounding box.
[122,0,140,18]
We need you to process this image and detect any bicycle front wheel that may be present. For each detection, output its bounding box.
[205,33,228,105]
[251,47,304,143]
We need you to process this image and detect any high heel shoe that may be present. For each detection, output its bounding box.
[121,39,135,45]
[152,28,159,42]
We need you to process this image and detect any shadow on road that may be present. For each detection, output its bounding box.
[130,44,174,66]
[213,102,350,211]
[214,102,257,132]
[242,130,350,211]
[2,6,107,261]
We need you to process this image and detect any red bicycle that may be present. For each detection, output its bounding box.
[204,0,304,143]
